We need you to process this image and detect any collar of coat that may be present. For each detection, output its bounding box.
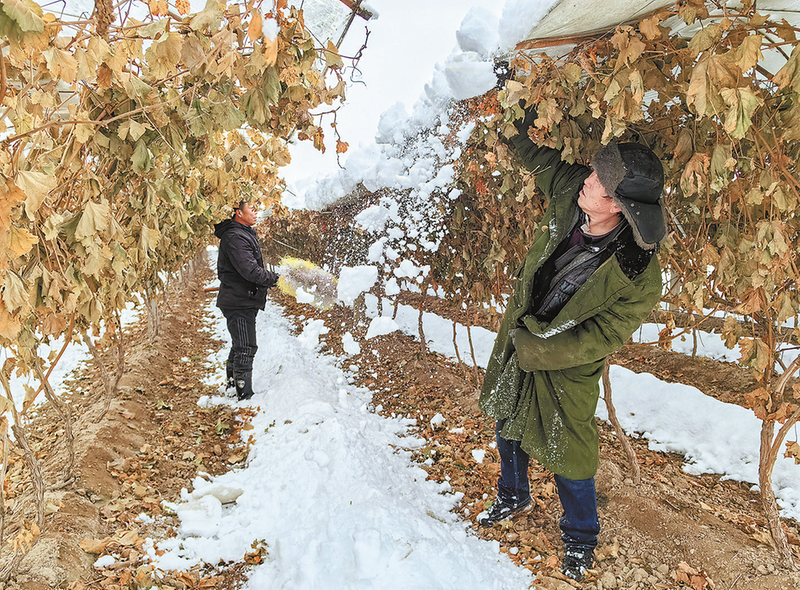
[546,188,655,282]
[606,223,655,280]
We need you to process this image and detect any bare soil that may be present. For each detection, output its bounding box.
[5,256,800,590]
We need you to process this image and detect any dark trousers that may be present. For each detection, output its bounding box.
[221,308,258,375]
[496,419,600,550]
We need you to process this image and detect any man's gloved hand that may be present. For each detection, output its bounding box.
[266,272,279,290]
[494,59,513,90]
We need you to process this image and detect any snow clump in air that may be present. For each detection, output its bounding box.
[341,332,361,355]
[337,265,378,305]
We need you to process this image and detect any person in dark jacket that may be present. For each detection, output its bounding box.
[214,201,278,400]
[477,111,665,582]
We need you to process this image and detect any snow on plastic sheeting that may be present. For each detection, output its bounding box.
[498,0,560,51]
[456,7,500,56]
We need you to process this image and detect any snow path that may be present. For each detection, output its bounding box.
[153,300,531,589]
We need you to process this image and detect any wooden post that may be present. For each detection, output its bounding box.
[602,359,641,485]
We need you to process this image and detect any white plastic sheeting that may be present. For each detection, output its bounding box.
[520,0,800,73]
[522,0,674,40]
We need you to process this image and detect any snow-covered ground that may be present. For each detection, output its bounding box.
[358,296,800,521]
[150,299,532,589]
[141,283,800,587]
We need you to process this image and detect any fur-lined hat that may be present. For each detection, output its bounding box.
[591,142,666,249]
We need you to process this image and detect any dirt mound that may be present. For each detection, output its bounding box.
[7,261,251,589]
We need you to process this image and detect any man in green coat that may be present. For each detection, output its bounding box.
[477,112,665,582]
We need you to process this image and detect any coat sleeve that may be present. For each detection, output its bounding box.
[222,232,277,288]
[507,111,589,198]
[513,268,661,372]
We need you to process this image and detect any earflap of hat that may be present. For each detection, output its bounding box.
[591,143,627,196]
[615,143,664,205]
[611,195,668,250]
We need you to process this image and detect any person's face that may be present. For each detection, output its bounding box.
[578,171,621,218]
[235,202,258,226]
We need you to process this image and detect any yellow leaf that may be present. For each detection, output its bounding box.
[0,181,25,233]
[146,31,183,79]
[0,298,21,341]
[619,35,645,68]
[721,87,761,139]
[686,58,709,115]
[263,34,278,68]
[75,200,110,242]
[2,271,27,312]
[248,10,262,42]
[774,46,800,93]
[688,24,721,57]
[117,120,130,141]
[16,170,56,220]
[128,120,147,142]
[76,37,110,80]
[785,441,800,465]
[745,188,763,205]
[503,80,526,107]
[82,243,107,279]
[736,34,763,73]
[74,123,94,144]
[80,538,110,554]
[22,383,38,414]
[181,35,206,70]
[561,63,582,85]
[41,47,78,83]
[1,0,45,32]
[325,40,343,70]
[116,529,140,546]
[8,225,38,259]
[140,225,161,253]
[639,15,663,40]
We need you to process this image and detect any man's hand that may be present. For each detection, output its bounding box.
[494,59,513,90]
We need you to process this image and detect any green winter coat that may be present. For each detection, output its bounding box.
[479,135,663,481]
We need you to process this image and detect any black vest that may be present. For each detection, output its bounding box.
[531,219,626,323]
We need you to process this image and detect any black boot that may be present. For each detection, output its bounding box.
[561,545,594,581]
[225,361,235,391]
[477,495,532,526]
[235,371,254,401]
